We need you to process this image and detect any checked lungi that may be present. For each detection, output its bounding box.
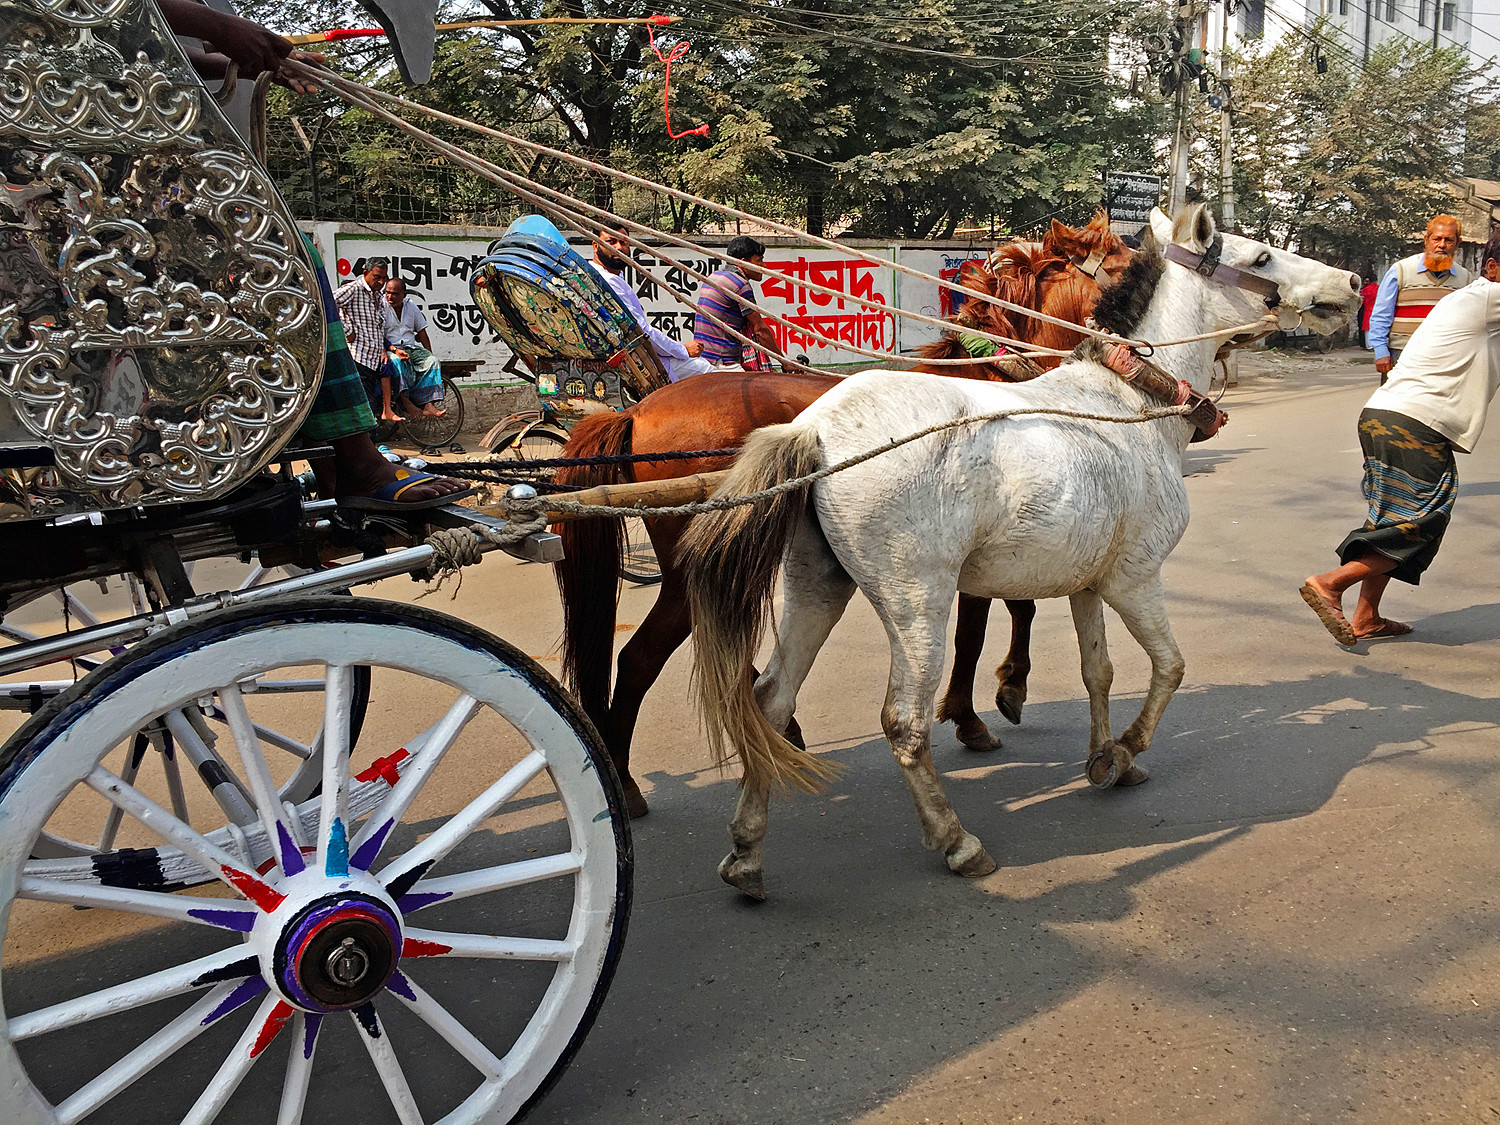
[1336,407,1457,585]
[298,236,378,444]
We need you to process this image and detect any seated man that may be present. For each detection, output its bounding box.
[692,235,785,370]
[159,0,467,510]
[381,277,447,417]
[589,224,710,382]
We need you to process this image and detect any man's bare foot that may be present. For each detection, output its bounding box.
[419,403,446,417]
[1351,617,1413,639]
[319,434,468,506]
[380,409,405,423]
[1300,578,1357,646]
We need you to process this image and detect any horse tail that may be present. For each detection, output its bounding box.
[553,410,632,732]
[680,420,841,795]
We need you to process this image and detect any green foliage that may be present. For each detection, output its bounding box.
[1202,28,1489,265]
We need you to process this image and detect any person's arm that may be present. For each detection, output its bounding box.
[1368,265,1402,369]
[416,328,434,350]
[606,272,691,361]
[744,306,783,362]
[159,0,326,93]
[331,281,357,339]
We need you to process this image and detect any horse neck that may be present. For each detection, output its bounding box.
[1127,267,1225,394]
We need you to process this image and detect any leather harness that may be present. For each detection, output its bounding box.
[1161,235,1282,309]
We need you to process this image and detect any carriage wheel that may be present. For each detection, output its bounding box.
[5,574,371,869]
[0,597,631,1125]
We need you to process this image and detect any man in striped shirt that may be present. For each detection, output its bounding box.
[334,257,398,419]
[693,236,784,369]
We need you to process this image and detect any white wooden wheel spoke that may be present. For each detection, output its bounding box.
[386,970,503,1079]
[317,664,355,878]
[379,751,547,892]
[18,876,257,932]
[403,926,573,963]
[397,853,582,913]
[276,1013,322,1125]
[352,1005,425,1125]
[219,683,302,876]
[53,983,237,1125]
[9,945,252,1040]
[180,993,290,1125]
[97,731,148,852]
[349,694,481,871]
[161,730,192,824]
[83,765,284,912]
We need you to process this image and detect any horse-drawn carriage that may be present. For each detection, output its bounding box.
[0,2,631,1120]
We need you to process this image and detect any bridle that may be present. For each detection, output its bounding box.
[1162,235,1282,309]
[1069,245,1111,282]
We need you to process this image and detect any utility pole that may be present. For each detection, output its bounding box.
[1165,0,1195,214]
[1217,1,1236,229]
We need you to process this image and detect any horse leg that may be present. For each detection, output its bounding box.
[1069,589,1114,756]
[993,598,1036,725]
[874,584,995,877]
[719,515,856,900]
[1090,576,1185,790]
[607,569,692,819]
[937,594,1000,752]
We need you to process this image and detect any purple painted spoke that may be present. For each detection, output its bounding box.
[349,695,481,872]
[378,751,546,892]
[351,1004,425,1125]
[53,984,236,1125]
[8,946,251,1041]
[385,970,504,1080]
[219,684,303,877]
[17,876,257,932]
[276,1013,322,1125]
[395,852,581,915]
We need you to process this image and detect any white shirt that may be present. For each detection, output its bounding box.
[589,260,707,381]
[380,297,428,349]
[1366,278,1500,453]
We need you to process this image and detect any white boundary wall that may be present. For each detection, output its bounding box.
[303,222,997,375]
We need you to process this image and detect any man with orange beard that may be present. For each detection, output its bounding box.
[1367,215,1470,384]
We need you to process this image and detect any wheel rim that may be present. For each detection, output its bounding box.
[0,599,630,1125]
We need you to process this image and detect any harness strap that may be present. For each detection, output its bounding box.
[1162,238,1282,308]
[1071,245,1109,280]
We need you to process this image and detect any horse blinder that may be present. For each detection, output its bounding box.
[1163,238,1282,310]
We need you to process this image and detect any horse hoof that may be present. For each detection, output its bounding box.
[718,853,766,901]
[995,686,1025,726]
[1116,764,1150,787]
[621,776,650,819]
[947,833,997,877]
[1086,744,1129,789]
[956,719,1001,752]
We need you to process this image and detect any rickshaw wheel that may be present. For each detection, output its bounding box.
[0,597,631,1125]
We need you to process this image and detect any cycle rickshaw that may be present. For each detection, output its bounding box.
[0,2,631,1120]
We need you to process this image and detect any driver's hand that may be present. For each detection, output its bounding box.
[1375,355,1393,375]
[685,339,704,357]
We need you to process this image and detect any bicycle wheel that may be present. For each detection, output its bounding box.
[491,427,568,482]
[620,517,662,587]
[0,597,631,1125]
[402,377,465,451]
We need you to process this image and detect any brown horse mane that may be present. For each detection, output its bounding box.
[913,211,1127,376]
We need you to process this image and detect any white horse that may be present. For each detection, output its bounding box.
[679,205,1361,899]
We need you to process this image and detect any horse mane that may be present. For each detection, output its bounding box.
[1088,251,1164,338]
[1042,210,1117,264]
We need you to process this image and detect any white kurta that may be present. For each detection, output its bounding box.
[589,261,711,381]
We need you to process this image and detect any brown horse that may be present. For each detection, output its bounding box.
[554,213,1132,817]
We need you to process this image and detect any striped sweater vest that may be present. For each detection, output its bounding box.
[1390,255,1470,351]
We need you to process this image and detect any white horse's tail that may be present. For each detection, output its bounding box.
[680,420,842,795]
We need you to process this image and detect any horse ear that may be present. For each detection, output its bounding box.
[1149,207,1174,246]
[1171,203,1217,252]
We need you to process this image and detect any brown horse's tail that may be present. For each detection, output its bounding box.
[680,421,842,794]
[553,411,631,733]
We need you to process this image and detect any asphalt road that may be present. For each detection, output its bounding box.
[7,345,1500,1124]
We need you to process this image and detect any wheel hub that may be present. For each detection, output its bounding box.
[274,895,400,1011]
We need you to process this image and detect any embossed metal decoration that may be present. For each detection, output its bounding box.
[0,0,325,520]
